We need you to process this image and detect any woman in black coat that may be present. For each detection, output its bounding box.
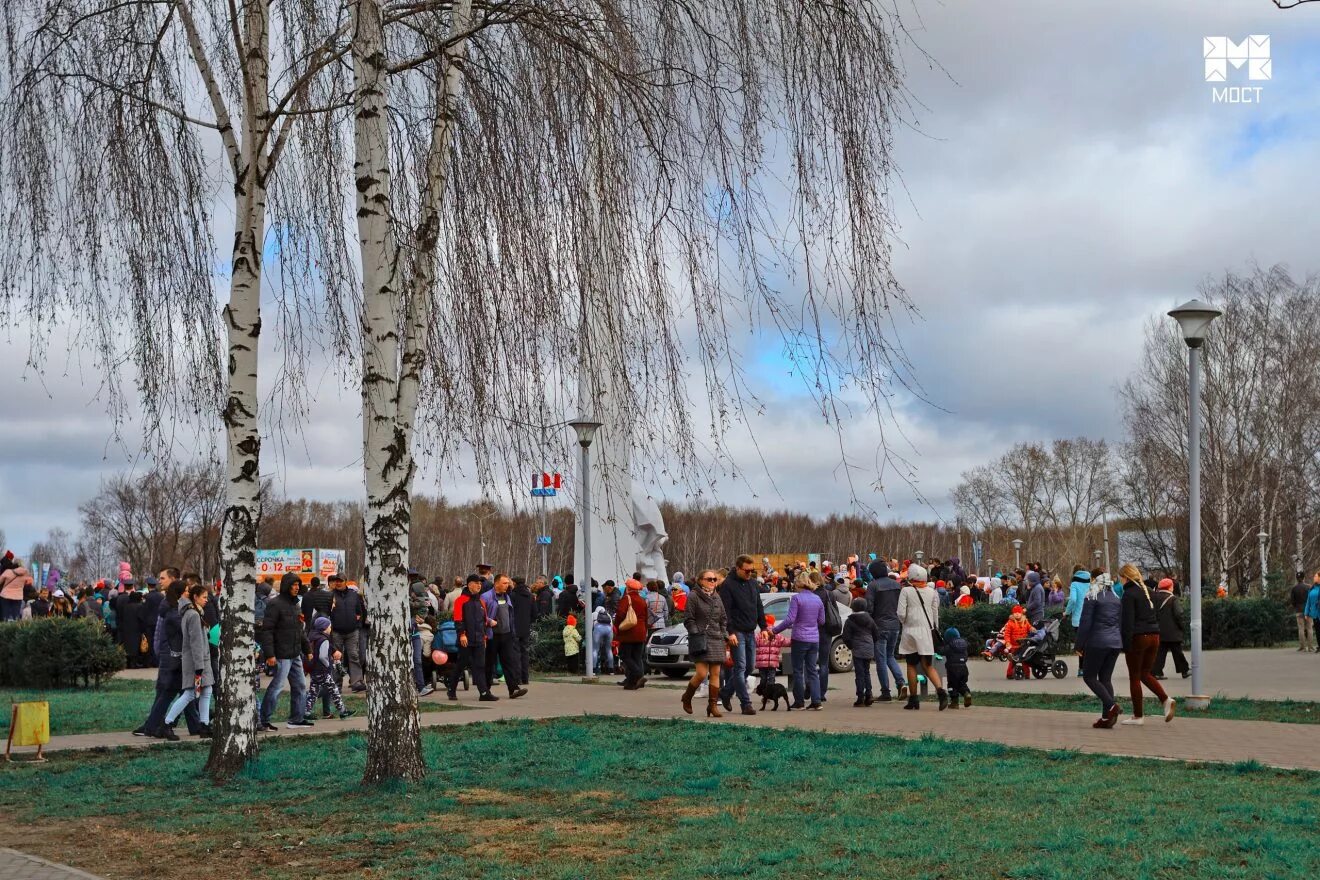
[1152,578,1189,680]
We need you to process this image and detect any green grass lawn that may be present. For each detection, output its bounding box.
[967,690,1320,724]
[0,717,1315,880]
[0,678,460,737]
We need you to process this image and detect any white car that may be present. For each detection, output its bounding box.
[645,593,859,677]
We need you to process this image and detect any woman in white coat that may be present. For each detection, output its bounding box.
[897,564,949,711]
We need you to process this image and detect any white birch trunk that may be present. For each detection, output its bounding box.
[352,0,425,784]
[205,0,269,782]
[206,193,265,780]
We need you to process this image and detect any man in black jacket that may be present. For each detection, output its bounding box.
[864,560,908,702]
[532,576,554,620]
[328,575,367,692]
[454,574,496,701]
[718,554,767,716]
[510,577,535,687]
[258,573,313,730]
[141,573,168,668]
[301,576,333,633]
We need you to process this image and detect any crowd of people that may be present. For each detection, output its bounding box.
[4,546,1319,740]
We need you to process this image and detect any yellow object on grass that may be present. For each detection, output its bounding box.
[10,701,50,746]
[6,700,50,762]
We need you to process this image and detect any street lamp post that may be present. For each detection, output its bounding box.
[1169,298,1222,710]
[915,550,924,565]
[1093,549,1102,569]
[569,416,602,681]
[1011,538,1023,571]
[986,558,994,578]
[1258,530,1270,598]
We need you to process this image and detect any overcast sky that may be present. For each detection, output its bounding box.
[4,0,1319,558]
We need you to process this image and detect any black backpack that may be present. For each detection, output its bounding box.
[820,589,843,637]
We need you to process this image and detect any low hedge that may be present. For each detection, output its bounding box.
[0,617,124,688]
[940,596,1293,654]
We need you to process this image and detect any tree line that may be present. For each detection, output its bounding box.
[953,266,1320,595]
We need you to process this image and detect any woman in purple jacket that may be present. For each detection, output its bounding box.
[773,572,826,710]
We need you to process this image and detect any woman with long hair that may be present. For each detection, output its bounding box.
[1117,563,1173,725]
[680,569,737,717]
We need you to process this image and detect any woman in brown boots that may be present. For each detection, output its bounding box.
[681,569,736,717]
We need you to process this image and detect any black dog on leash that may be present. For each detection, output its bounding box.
[755,677,791,711]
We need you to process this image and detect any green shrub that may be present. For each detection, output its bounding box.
[941,595,1291,653]
[529,614,587,673]
[1196,597,1292,649]
[0,617,124,688]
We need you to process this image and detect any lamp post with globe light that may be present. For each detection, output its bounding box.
[1011,538,1023,571]
[1168,298,1222,709]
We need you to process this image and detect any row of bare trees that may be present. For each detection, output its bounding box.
[953,266,1320,594]
[48,467,982,586]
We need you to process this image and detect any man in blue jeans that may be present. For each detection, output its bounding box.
[864,560,909,702]
[718,555,767,716]
[257,573,313,730]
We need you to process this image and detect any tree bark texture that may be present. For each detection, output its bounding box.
[352,0,425,785]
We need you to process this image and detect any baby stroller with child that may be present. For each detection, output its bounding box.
[1009,618,1068,680]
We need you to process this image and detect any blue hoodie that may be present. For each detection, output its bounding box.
[1065,570,1091,627]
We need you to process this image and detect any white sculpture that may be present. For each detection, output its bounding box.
[630,487,669,582]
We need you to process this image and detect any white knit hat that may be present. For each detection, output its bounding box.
[906,564,928,583]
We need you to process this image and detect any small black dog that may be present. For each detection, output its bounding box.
[755,677,790,711]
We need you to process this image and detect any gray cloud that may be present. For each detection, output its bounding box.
[4,1,1318,557]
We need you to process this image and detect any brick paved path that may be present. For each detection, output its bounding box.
[11,679,1318,772]
[0,850,104,880]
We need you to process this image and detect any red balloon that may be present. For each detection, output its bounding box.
[431,649,448,666]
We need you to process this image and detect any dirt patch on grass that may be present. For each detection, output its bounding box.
[1,817,386,880]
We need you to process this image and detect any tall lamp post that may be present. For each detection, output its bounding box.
[569,416,602,680]
[1011,538,1023,571]
[1169,298,1222,710]
[1093,549,1102,569]
[986,558,994,578]
[915,550,925,565]
[1257,530,1270,598]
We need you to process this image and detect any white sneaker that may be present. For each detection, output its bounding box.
[1119,717,1145,726]
[418,685,435,698]
[695,683,708,698]
[1163,698,1175,722]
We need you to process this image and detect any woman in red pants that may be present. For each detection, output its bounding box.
[1117,563,1174,725]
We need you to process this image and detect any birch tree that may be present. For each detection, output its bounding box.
[334,0,922,780]
[0,0,353,780]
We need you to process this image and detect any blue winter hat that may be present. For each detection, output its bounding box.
[313,615,332,632]
[1072,570,1091,582]
[944,627,960,640]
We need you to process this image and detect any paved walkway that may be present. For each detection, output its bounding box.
[115,645,1320,698]
[0,850,103,880]
[11,679,1318,772]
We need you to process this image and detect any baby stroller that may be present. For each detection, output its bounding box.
[1010,619,1068,680]
[430,619,469,691]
